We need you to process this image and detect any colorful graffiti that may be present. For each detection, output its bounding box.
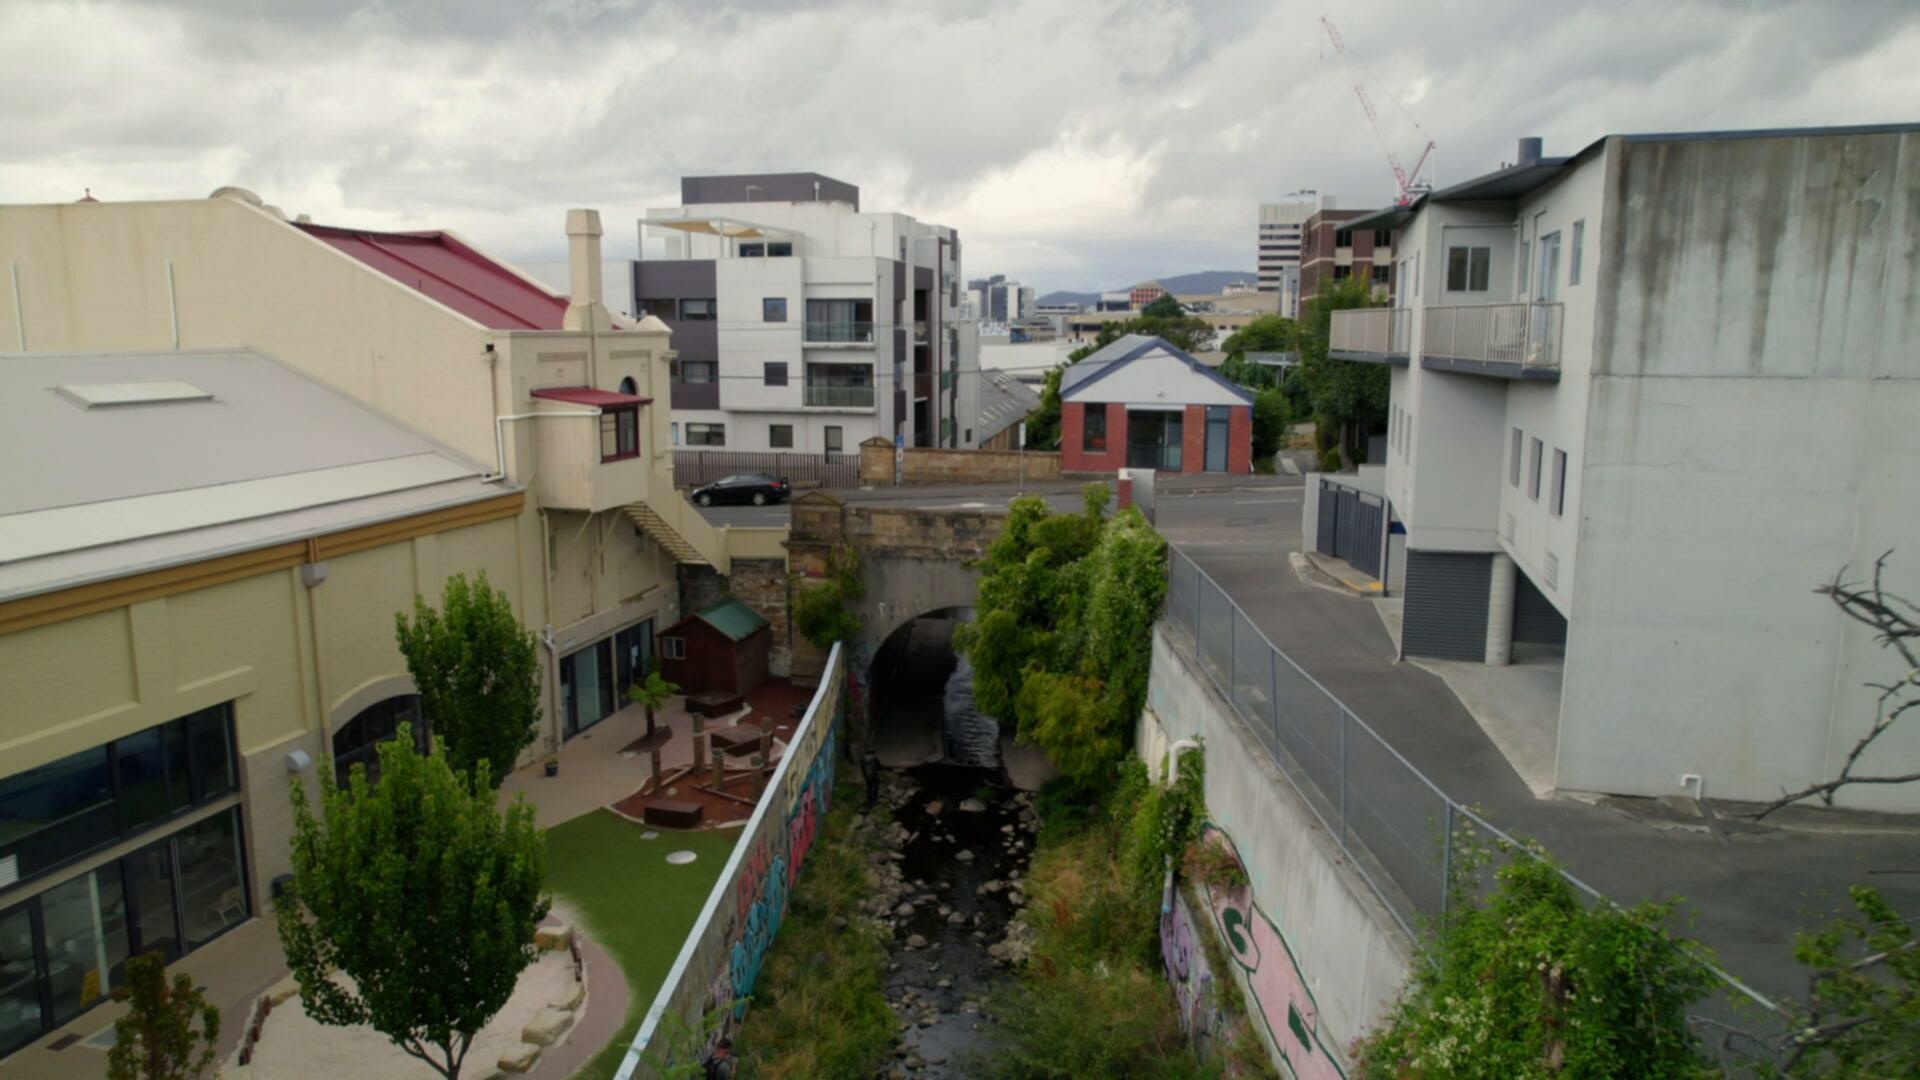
[1195,825,1346,1080]
[1160,890,1235,1061]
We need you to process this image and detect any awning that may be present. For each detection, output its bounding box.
[531,386,653,407]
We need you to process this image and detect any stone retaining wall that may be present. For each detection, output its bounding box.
[858,437,1062,486]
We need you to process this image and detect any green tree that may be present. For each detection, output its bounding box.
[108,951,220,1080]
[1218,313,1299,390]
[793,544,865,647]
[394,572,541,789]
[1771,884,1919,1077]
[276,725,549,1080]
[1138,293,1185,319]
[1251,386,1291,463]
[626,669,681,741]
[1297,275,1388,465]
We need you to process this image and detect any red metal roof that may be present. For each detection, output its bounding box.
[530,386,653,407]
[297,223,569,331]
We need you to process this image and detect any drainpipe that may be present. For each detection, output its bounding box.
[541,625,563,754]
[486,410,596,483]
[1161,738,1201,914]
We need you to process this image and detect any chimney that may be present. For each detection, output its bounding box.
[1516,137,1544,167]
[563,208,613,332]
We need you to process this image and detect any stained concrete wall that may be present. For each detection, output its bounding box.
[859,439,1062,486]
[1140,623,1413,1074]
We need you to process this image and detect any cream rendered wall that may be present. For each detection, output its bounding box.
[716,256,807,417]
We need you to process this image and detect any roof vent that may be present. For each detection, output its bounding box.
[55,381,214,409]
[1517,137,1544,166]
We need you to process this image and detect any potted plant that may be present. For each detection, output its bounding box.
[544,754,559,778]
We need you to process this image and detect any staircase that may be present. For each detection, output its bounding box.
[624,501,711,566]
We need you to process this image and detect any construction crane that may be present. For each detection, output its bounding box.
[1321,15,1434,206]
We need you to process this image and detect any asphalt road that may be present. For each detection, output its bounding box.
[694,478,1301,530]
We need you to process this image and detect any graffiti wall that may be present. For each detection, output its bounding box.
[1161,887,1236,1062]
[616,643,846,1079]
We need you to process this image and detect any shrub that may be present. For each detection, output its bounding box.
[1320,446,1342,472]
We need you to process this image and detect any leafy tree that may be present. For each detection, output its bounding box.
[1251,386,1291,463]
[793,544,865,647]
[1297,275,1388,464]
[1138,293,1185,319]
[626,669,681,741]
[1770,884,1918,1077]
[277,725,549,1080]
[108,951,220,1080]
[394,572,541,789]
[1219,313,1298,361]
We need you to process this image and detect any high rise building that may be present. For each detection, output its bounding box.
[1259,194,1331,316]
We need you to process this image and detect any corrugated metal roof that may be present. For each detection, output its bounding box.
[297,223,569,331]
[975,368,1041,443]
[1061,335,1255,405]
[531,386,653,407]
[695,599,769,642]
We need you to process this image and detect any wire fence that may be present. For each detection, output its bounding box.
[671,449,858,489]
[1164,545,1791,1071]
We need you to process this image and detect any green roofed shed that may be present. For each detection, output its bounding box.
[658,598,773,697]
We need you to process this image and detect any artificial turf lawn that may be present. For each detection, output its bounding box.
[544,809,743,1079]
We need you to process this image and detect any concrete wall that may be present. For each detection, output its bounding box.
[1140,624,1414,1075]
[616,644,846,1078]
[859,442,1065,486]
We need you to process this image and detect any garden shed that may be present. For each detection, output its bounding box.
[657,599,772,697]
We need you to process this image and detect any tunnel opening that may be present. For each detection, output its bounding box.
[866,607,1001,771]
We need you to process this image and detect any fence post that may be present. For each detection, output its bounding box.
[1339,709,1349,848]
[1194,560,1204,645]
[1269,648,1280,757]
[1440,801,1455,920]
[1228,612,1237,712]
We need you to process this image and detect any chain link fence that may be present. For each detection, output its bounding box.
[1165,546,1790,1070]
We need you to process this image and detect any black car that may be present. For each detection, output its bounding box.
[692,473,791,507]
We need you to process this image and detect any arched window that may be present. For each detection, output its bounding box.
[332,696,427,786]
[618,376,638,396]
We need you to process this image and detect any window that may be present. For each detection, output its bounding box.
[1446,246,1492,292]
[332,696,428,788]
[1085,407,1108,452]
[768,241,793,257]
[1370,264,1390,285]
[1373,229,1393,248]
[600,406,640,461]
[638,298,676,320]
[769,424,794,449]
[763,362,788,386]
[738,242,793,258]
[686,423,725,447]
[1528,437,1544,501]
[0,705,236,890]
[1333,265,1353,281]
[824,426,843,455]
[1334,228,1354,247]
[1510,428,1523,487]
[618,376,638,396]
[670,421,680,446]
[804,298,876,342]
[762,297,787,322]
[680,298,715,321]
[675,359,716,384]
[661,636,686,660]
[1552,448,1569,517]
[1570,220,1585,285]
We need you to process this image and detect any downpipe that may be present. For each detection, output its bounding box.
[1161,738,1201,915]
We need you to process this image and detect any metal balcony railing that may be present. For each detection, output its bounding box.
[1422,302,1564,370]
[1329,307,1411,357]
[802,383,876,408]
[804,321,876,344]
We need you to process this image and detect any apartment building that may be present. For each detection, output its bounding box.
[1298,206,1393,306]
[1326,124,1920,812]
[635,172,973,452]
[1258,194,1325,315]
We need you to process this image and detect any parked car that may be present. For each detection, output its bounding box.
[692,473,791,507]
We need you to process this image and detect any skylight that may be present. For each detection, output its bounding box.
[55,381,214,409]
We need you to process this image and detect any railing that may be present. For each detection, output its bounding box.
[1163,546,1787,1071]
[801,383,876,409]
[1421,302,1564,370]
[804,320,876,344]
[1329,307,1411,356]
[673,449,858,488]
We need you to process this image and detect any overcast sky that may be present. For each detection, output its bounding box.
[4,1,1917,293]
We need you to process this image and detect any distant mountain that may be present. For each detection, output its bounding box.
[1035,269,1257,308]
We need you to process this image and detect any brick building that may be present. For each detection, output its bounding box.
[1298,207,1394,306]
[1058,335,1252,475]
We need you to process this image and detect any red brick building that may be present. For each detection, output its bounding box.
[1058,335,1253,475]
[1298,207,1394,305]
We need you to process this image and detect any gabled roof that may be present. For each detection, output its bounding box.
[297,222,569,331]
[975,368,1041,443]
[1059,335,1254,405]
[689,599,770,642]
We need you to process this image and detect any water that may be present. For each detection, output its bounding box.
[941,653,1001,769]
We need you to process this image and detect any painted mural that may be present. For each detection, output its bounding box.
[1190,824,1347,1080]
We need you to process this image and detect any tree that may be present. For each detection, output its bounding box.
[1028,315,1215,451]
[394,572,541,789]
[1760,553,1919,817]
[626,669,681,742]
[1138,293,1185,319]
[793,544,865,647]
[1251,386,1291,463]
[108,951,220,1080]
[276,725,549,1080]
[1770,884,1919,1077]
[1219,313,1298,361]
[1297,276,1389,465]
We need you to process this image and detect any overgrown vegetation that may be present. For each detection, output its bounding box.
[108,951,220,1080]
[955,484,1166,783]
[1297,275,1388,466]
[1356,833,1713,1080]
[792,544,865,647]
[730,767,895,1078]
[1767,884,1919,1077]
[394,571,542,788]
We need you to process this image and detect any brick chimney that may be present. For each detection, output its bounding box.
[563,208,614,332]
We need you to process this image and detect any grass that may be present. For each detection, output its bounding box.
[730,773,894,1079]
[544,809,744,1080]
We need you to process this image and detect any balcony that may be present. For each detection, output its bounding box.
[803,383,876,409]
[805,321,876,345]
[1329,308,1411,365]
[1421,303,1564,380]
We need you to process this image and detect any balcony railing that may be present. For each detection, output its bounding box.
[803,383,876,408]
[1329,307,1411,361]
[1422,302,1564,374]
[804,321,876,344]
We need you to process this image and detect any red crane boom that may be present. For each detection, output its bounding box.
[1320,15,1434,206]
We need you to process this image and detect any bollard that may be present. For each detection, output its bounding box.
[692,714,708,772]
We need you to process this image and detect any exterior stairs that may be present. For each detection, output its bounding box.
[624,501,710,566]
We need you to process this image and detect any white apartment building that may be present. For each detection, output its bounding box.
[636,173,973,453]
[1327,125,1920,812]
[1257,193,1329,315]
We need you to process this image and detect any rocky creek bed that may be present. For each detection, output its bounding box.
[858,762,1038,1078]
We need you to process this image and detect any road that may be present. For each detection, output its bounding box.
[693,477,1301,530]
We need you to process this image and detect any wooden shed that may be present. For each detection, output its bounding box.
[657,599,772,697]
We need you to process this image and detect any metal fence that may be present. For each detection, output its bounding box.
[1422,301,1564,370]
[1164,545,1789,1069]
[672,449,858,489]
